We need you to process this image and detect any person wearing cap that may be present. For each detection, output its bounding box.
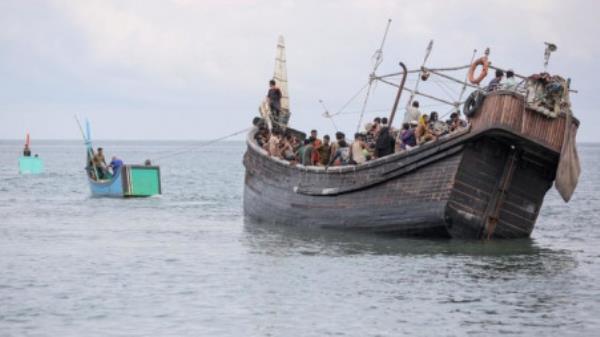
[502,69,517,91]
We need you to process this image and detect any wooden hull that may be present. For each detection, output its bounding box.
[88,165,162,198]
[243,92,578,239]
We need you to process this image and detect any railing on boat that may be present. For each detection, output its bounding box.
[470,91,577,153]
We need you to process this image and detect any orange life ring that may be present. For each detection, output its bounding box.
[467,57,489,85]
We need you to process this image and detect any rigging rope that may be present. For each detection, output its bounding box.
[154,126,253,161]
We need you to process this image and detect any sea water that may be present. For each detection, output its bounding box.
[0,140,599,336]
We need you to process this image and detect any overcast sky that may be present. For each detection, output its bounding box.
[1,0,598,141]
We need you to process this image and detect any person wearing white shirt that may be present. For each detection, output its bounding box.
[403,100,422,124]
[502,69,518,90]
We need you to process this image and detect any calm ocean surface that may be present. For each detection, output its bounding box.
[0,140,599,336]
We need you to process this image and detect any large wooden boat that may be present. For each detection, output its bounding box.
[243,36,580,239]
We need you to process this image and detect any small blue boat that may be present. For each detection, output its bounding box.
[88,164,162,197]
[77,118,162,198]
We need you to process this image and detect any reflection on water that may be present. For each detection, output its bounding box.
[243,217,577,276]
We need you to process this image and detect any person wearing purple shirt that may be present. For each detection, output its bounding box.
[109,156,124,175]
[400,123,417,150]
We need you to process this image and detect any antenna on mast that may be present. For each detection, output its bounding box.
[355,19,392,133]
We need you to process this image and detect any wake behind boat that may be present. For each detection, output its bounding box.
[243,34,580,239]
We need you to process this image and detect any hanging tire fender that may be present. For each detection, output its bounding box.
[464,90,485,118]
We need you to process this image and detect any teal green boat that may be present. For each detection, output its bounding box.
[18,156,44,174]
[19,133,43,174]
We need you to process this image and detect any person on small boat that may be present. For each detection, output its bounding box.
[23,144,31,157]
[403,100,422,124]
[317,135,332,166]
[487,69,504,92]
[144,159,152,166]
[415,114,436,145]
[502,69,518,90]
[267,79,282,124]
[109,156,124,175]
[92,147,108,179]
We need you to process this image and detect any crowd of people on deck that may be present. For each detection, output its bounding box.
[255,69,525,167]
[254,99,468,167]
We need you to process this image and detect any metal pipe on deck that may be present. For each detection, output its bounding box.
[388,62,408,126]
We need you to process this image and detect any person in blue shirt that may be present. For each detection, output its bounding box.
[486,69,504,92]
[109,156,124,175]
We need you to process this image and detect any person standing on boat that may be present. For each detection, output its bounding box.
[351,133,367,164]
[502,69,517,91]
[403,100,422,125]
[267,80,282,125]
[23,144,31,157]
[374,126,395,158]
[109,156,124,175]
[318,135,332,166]
[487,69,504,92]
[309,129,322,165]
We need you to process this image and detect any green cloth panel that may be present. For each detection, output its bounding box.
[129,167,160,196]
[19,156,44,174]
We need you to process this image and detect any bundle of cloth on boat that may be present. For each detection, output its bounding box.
[525,73,570,118]
[555,110,581,202]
